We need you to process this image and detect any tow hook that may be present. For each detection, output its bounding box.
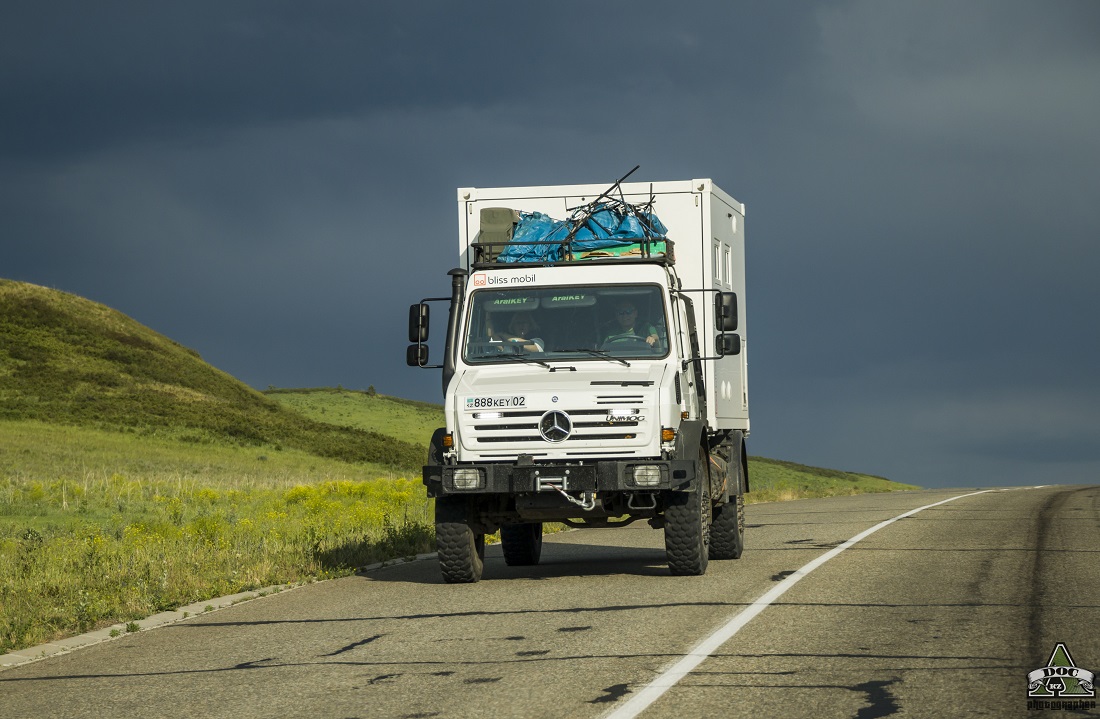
[548,484,597,512]
[536,470,596,511]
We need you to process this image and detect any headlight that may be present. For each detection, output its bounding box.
[632,465,662,487]
[451,468,483,490]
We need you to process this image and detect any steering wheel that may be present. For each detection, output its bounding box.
[599,334,653,351]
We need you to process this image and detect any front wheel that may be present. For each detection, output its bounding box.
[435,497,485,583]
[500,522,543,566]
[663,447,712,575]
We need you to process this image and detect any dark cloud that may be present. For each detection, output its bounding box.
[1,1,1097,488]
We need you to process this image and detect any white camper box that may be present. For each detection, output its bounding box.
[455,179,749,433]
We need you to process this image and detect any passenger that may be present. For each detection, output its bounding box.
[602,301,659,347]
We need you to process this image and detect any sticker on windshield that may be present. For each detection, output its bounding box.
[465,395,527,410]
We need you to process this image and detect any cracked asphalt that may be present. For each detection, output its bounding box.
[3,486,1097,718]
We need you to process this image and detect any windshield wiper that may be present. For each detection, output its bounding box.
[558,348,631,367]
[469,353,552,369]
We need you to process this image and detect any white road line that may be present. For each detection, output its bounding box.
[603,490,995,719]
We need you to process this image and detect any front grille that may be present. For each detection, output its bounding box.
[476,432,638,443]
[463,398,652,449]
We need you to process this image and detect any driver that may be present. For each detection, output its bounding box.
[502,312,545,352]
[603,301,659,347]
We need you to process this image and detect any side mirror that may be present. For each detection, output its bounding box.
[715,292,737,332]
[408,303,429,342]
[716,333,741,356]
[406,344,429,367]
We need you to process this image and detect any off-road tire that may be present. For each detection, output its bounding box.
[709,494,744,559]
[500,522,543,566]
[663,447,712,576]
[435,497,485,583]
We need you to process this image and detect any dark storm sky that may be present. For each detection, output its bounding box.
[3,1,1098,488]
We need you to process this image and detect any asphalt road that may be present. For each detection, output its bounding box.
[3,486,1098,718]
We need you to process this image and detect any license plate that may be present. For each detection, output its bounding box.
[465,395,527,411]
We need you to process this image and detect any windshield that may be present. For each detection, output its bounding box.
[463,284,670,364]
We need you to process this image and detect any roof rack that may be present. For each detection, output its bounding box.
[471,238,675,270]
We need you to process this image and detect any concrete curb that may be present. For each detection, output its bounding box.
[0,552,439,672]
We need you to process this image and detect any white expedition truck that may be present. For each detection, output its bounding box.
[407,177,749,582]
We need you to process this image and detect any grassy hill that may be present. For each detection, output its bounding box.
[0,279,421,470]
[0,281,436,655]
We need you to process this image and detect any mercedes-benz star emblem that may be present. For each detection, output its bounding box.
[539,410,572,443]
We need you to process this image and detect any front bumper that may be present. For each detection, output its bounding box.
[422,458,696,497]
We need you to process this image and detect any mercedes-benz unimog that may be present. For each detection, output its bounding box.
[407,174,749,582]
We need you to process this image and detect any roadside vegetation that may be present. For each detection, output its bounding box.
[0,278,916,656]
[0,420,432,654]
[747,457,917,501]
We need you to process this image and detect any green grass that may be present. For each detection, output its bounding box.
[0,420,432,654]
[265,387,443,446]
[747,456,918,502]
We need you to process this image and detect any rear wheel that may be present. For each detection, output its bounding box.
[500,522,543,566]
[435,497,485,583]
[664,447,712,575]
[709,494,744,559]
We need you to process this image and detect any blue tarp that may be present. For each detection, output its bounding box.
[496,212,569,262]
[568,204,667,251]
[497,204,668,263]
